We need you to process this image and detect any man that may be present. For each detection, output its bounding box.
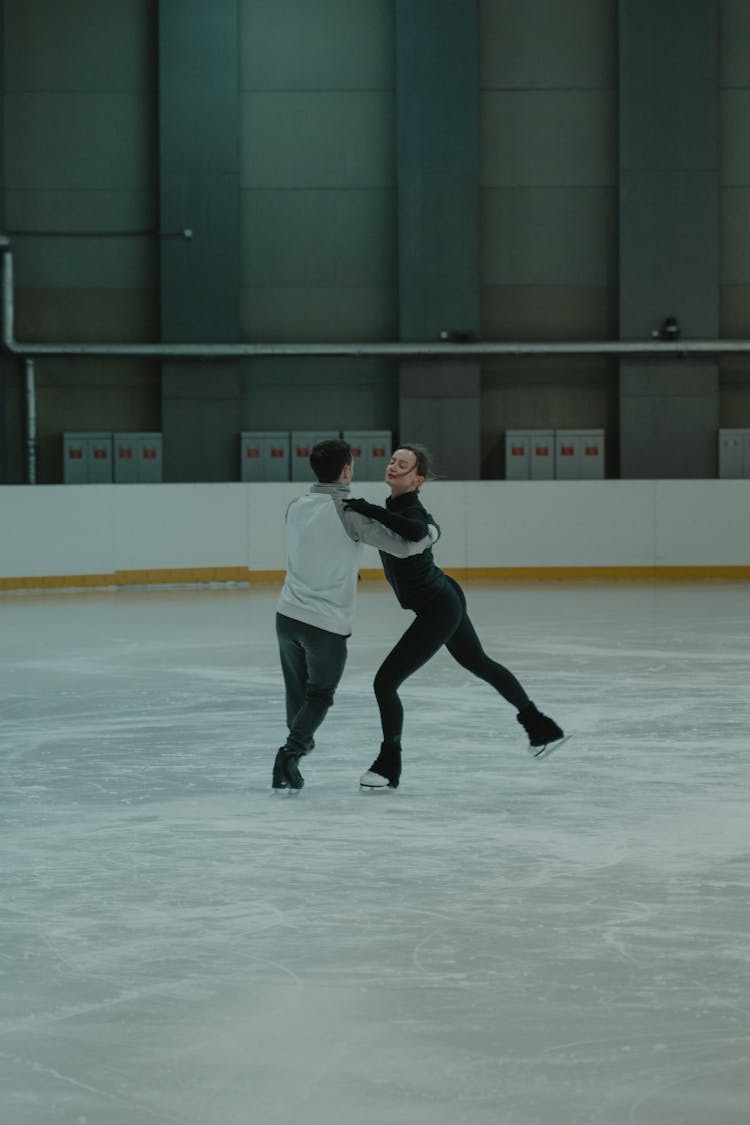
[273,438,437,790]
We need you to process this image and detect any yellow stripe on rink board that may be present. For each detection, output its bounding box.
[0,573,117,591]
[365,566,750,582]
[3,564,750,593]
[0,567,262,591]
[115,567,257,585]
[443,565,750,582]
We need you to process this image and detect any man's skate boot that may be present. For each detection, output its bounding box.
[272,747,305,790]
[360,741,401,789]
[517,703,568,760]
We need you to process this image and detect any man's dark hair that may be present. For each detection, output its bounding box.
[310,438,352,482]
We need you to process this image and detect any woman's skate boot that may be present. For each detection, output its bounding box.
[517,703,568,759]
[360,741,401,789]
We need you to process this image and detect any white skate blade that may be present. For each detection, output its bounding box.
[359,770,394,789]
[527,734,569,761]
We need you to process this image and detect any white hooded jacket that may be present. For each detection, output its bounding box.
[276,482,437,636]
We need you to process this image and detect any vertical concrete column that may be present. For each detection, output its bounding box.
[396,0,480,479]
[618,0,719,478]
[159,0,241,481]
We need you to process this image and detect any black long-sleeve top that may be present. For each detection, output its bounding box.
[377,491,446,610]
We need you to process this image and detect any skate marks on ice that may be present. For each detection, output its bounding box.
[1,584,750,1123]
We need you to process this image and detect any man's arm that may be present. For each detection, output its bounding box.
[337,504,439,557]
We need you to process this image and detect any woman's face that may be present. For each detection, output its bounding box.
[385,448,425,495]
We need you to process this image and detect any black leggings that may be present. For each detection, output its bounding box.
[374,576,530,742]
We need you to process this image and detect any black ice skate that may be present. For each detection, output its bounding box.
[359,741,401,789]
[517,703,568,760]
[272,747,304,790]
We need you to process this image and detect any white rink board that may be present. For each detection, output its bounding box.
[1,479,750,581]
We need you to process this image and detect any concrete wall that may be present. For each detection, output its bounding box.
[719,0,750,426]
[237,0,398,442]
[2,481,749,590]
[3,0,750,484]
[239,0,396,343]
[2,0,160,483]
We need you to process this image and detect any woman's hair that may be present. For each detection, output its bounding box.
[399,443,434,480]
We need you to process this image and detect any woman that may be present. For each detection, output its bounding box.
[344,444,566,788]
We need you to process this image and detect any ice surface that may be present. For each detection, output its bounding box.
[1,581,749,1124]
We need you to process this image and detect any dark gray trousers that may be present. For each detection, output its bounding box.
[276,613,349,757]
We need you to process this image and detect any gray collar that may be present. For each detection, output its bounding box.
[310,482,350,498]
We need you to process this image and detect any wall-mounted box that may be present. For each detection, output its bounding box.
[63,433,113,484]
[113,433,163,483]
[342,431,391,482]
[555,430,605,480]
[290,431,340,481]
[505,431,555,480]
[240,432,290,482]
[718,429,750,479]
